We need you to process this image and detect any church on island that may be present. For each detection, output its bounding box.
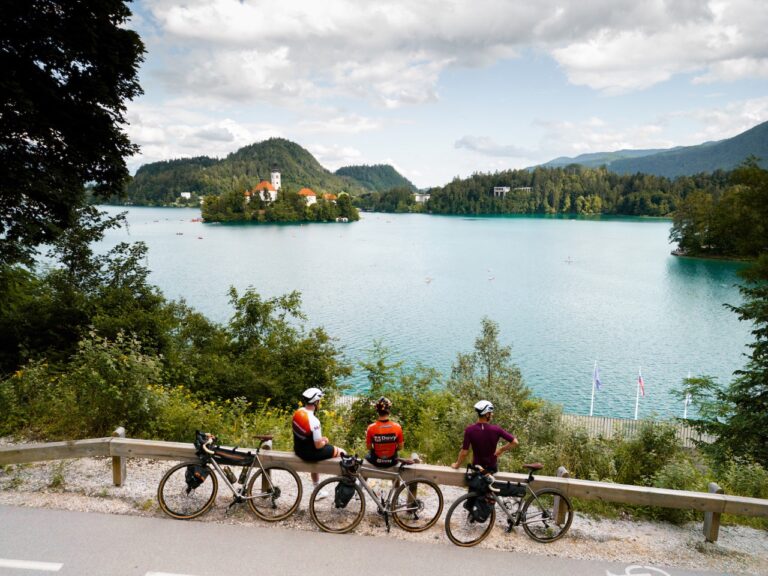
[243,167,338,207]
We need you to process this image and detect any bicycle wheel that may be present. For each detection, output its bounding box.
[246,465,303,521]
[521,488,573,543]
[444,492,495,547]
[391,478,444,532]
[157,461,218,520]
[309,476,365,534]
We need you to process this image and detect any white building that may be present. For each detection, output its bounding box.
[179,192,192,200]
[414,193,431,203]
[299,187,317,206]
[493,186,510,198]
[271,167,281,192]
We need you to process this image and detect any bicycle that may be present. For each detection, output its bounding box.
[157,431,302,522]
[444,462,574,546]
[308,454,444,534]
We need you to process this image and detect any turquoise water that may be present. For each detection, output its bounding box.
[99,207,750,419]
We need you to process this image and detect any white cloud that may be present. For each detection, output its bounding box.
[125,103,282,171]
[308,144,364,171]
[298,113,381,134]
[535,118,674,156]
[137,0,768,106]
[688,96,768,141]
[455,136,532,157]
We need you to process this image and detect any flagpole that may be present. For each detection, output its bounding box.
[684,370,691,419]
[590,360,597,417]
[634,367,641,420]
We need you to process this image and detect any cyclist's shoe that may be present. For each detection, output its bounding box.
[315,488,330,501]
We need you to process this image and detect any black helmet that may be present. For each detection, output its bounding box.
[375,396,392,415]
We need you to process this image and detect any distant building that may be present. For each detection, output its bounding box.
[299,187,317,206]
[414,193,431,203]
[270,166,281,192]
[253,180,277,202]
[179,192,192,200]
[513,186,532,193]
[323,193,337,202]
[493,186,510,198]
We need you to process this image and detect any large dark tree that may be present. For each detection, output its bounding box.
[0,0,144,265]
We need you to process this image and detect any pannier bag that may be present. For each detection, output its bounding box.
[193,430,210,456]
[334,476,357,509]
[185,464,210,492]
[493,480,526,497]
[469,496,492,523]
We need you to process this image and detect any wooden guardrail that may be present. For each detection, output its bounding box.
[2,434,767,543]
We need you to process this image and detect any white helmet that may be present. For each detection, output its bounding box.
[302,387,324,405]
[474,400,494,416]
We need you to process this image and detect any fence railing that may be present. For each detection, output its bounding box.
[1,432,766,543]
[561,414,716,447]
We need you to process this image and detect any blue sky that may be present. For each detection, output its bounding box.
[125,0,768,188]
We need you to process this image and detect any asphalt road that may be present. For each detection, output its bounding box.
[0,505,726,576]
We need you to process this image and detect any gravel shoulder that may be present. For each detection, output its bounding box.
[1,455,766,575]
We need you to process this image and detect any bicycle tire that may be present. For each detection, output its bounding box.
[309,476,366,534]
[157,461,218,520]
[521,487,574,543]
[391,478,444,532]
[444,492,495,547]
[246,465,303,521]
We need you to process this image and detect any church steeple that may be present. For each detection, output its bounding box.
[270,164,281,192]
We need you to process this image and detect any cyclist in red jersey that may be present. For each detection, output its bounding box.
[451,400,517,473]
[365,396,404,468]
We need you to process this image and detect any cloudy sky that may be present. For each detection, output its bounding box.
[126,0,768,188]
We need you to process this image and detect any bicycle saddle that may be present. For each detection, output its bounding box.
[522,463,543,471]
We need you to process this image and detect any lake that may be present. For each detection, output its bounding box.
[98,206,750,420]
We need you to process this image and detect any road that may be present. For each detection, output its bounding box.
[0,506,725,576]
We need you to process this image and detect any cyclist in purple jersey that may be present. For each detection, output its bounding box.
[451,400,518,473]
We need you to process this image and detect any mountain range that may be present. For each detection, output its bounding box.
[538,120,768,177]
[125,138,414,205]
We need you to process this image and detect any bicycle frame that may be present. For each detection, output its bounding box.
[353,465,407,513]
[202,441,276,502]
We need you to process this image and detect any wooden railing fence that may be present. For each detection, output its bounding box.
[1,431,765,544]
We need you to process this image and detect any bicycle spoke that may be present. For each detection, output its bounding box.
[521,488,573,543]
[157,462,217,520]
[246,466,302,521]
[309,477,365,534]
[444,493,495,547]
[391,479,443,532]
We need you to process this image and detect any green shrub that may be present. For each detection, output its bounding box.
[614,421,682,485]
[718,458,768,499]
[649,456,707,524]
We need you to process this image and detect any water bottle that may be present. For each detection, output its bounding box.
[223,466,237,484]
[238,466,249,485]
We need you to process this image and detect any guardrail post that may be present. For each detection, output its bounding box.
[111,427,126,486]
[703,482,724,542]
[554,466,569,524]
[261,439,272,492]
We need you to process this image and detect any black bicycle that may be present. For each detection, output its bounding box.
[157,431,302,521]
[444,463,574,546]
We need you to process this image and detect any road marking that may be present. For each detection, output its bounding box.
[0,558,62,571]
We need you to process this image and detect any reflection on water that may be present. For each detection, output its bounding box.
[98,207,751,419]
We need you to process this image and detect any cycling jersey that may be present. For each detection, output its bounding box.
[366,419,403,466]
[292,407,322,454]
[461,422,516,470]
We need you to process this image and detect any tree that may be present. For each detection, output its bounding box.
[448,317,530,429]
[0,0,144,265]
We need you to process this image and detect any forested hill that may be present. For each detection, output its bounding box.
[537,121,768,178]
[334,164,416,192]
[124,138,365,205]
[609,121,768,177]
[425,165,731,217]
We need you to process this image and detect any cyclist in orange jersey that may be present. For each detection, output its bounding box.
[365,396,404,468]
